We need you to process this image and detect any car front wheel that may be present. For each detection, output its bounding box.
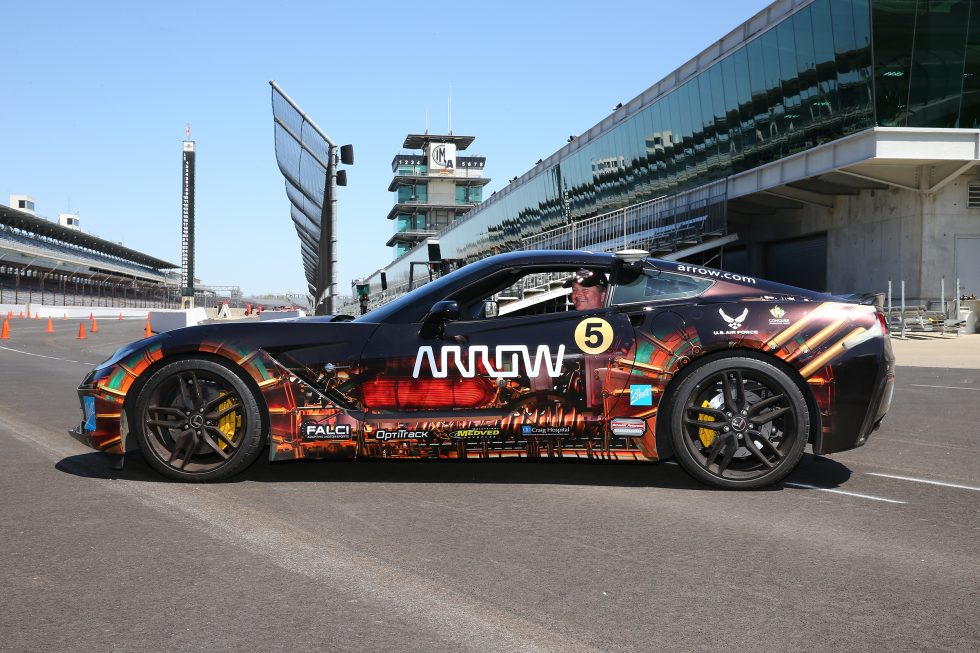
[133,358,265,481]
[669,356,809,489]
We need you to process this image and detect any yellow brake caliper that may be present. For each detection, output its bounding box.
[698,400,716,448]
[215,397,240,450]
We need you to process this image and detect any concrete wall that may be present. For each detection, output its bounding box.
[731,170,980,298]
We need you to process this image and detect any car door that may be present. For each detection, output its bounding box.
[357,283,635,459]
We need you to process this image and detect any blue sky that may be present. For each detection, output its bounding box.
[1,0,772,296]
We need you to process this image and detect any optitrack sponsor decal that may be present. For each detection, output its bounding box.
[374,428,429,441]
[521,424,572,436]
[713,308,759,336]
[451,427,501,439]
[413,344,565,379]
[301,421,352,441]
[630,385,653,406]
[674,264,756,284]
[768,305,791,325]
[610,417,646,437]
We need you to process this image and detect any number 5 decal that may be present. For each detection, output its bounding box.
[574,317,613,354]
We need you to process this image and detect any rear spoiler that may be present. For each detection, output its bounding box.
[836,292,885,309]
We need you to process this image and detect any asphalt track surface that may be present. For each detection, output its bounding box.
[1,319,977,652]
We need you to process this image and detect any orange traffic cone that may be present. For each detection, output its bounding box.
[1,318,9,340]
[45,317,54,333]
[89,311,94,320]
[77,323,87,339]
[144,320,153,338]
[34,312,39,320]
[6,311,11,319]
[118,312,123,320]
[91,318,99,334]
[18,311,23,319]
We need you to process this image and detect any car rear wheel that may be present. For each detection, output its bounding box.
[669,356,808,489]
[133,358,265,481]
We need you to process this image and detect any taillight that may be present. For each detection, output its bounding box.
[876,310,889,334]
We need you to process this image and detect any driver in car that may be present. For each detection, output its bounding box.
[564,269,608,310]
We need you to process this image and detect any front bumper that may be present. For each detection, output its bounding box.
[70,378,125,455]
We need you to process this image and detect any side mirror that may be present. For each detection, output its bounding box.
[482,300,499,318]
[420,300,460,338]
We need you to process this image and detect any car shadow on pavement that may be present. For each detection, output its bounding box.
[55,450,852,491]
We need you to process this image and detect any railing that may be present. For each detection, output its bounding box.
[344,180,728,315]
[522,180,727,254]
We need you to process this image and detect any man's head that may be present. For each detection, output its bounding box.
[563,268,608,310]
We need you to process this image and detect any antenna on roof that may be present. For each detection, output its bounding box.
[185,123,191,139]
[448,86,452,135]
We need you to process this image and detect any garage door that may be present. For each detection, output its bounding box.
[765,234,827,292]
[955,236,980,298]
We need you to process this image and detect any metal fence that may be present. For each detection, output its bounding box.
[522,180,727,254]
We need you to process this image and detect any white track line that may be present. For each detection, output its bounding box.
[785,482,906,504]
[909,384,979,392]
[866,473,980,492]
[0,345,95,365]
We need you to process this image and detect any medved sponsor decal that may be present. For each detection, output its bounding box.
[374,428,428,441]
[714,308,759,336]
[521,424,572,436]
[768,305,791,325]
[451,427,501,438]
[301,421,352,441]
[610,417,646,437]
[674,264,756,284]
[630,385,653,406]
[412,344,565,379]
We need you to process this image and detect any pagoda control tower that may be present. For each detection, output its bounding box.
[386,133,489,258]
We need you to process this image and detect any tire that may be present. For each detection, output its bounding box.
[667,356,809,489]
[133,357,265,481]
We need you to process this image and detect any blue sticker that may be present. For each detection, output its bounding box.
[629,385,653,406]
[522,425,532,435]
[83,395,97,431]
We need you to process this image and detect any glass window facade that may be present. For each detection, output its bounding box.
[372,0,980,291]
[395,183,427,203]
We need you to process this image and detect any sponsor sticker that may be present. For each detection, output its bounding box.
[413,344,565,379]
[610,417,646,437]
[768,305,791,326]
[713,307,759,336]
[629,385,653,406]
[674,264,757,285]
[451,427,500,439]
[521,424,572,436]
[300,420,352,441]
[374,428,428,441]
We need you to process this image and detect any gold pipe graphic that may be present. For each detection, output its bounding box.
[800,327,866,378]
[784,314,852,363]
[614,357,666,374]
[766,303,846,351]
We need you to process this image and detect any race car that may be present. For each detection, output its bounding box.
[69,250,895,489]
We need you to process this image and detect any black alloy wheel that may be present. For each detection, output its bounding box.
[668,356,809,489]
[133,358,265,481]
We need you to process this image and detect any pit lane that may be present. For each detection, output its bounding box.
[1,318,977,652]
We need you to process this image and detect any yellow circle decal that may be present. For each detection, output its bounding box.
[574,317,614,354]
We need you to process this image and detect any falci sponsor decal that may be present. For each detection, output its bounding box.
[768,305,791,326]
[713,308,759,336]
[300,420,352,441]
